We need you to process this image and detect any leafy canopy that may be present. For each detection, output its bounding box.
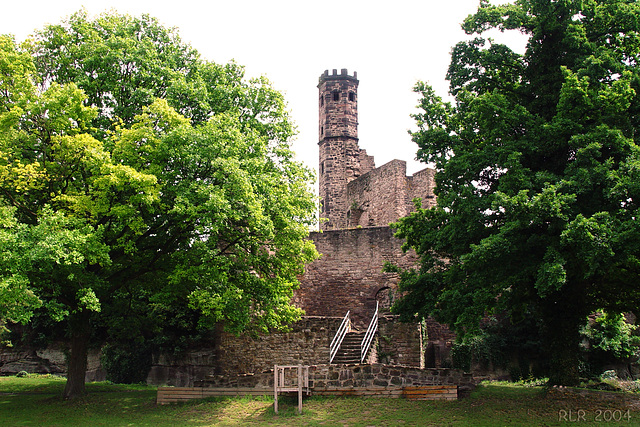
[391,0,640,385]
[0,10,317,397]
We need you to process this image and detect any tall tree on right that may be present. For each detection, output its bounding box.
[391,0,640,385]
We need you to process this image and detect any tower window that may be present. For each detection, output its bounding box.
[320,96,324,107]
[333,91,340,101]
[349,92,356,102]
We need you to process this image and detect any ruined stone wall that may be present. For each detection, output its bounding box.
[346,160,408,227]
[376,316,424,368]
[294,227,417,328]
[344,160,436,229]
[147,316,343,386]
[194,364,476,396]
[319,138,374,230]
[408,167,437,209]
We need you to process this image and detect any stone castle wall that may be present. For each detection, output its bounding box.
[294,226,418,328]
[346,160,436,228]
[147,316,341,386]
[319,137,374,230]
[408,167,437,209]
[195,363,476,395]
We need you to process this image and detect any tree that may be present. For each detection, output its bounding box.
[0,11,317,399]
[390,0,640,385]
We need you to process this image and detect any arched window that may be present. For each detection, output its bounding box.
[348,92,356,102]
[333,91,340,101]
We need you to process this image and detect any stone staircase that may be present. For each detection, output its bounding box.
[331,331,366,364]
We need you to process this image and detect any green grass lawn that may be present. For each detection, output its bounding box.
[1,375,638,426]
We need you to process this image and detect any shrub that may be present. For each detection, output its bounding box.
[101,342,152,384]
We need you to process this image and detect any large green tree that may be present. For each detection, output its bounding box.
[391,0,640,385]
[0,11,317,399]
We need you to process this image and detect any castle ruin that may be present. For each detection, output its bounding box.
[293,69,441,329]
[1,69,455,384]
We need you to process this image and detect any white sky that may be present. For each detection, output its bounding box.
[2,0,526,177]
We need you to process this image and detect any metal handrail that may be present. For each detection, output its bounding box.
[329,310,350,363]
[361,301,379,363]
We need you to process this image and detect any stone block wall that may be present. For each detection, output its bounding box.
[195,363,476,396]
[147,316,343,386]
[295,227,418,328]
[376,316,424,368]
[310,364,475,392]
[346,160,410,228]
[408,167,437,209]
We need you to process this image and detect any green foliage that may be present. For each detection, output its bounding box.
[391,0,640,385]
[100,342,152,384]
[450,340,473,372]
[448,315,546,380]
[0,11,318,398]
[581,312,640,361]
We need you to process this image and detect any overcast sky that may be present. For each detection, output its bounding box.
[2,0,526,177]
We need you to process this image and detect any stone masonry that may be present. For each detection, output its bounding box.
[294,69,450,347]
[294,226,418,327]
[317,69,436,232]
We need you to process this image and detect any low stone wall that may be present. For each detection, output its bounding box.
[2,317,429,388]
[194,363,476,396]
[148,315,425,386]
[147,316,343,386]
[377,316,424,368]
[310,364,475,394]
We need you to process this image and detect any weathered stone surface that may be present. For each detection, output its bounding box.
[193,363,476,394]
[295,227,418,328]
[317,70,436,232]
[0,344,104,381]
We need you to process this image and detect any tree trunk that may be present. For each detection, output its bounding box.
[63,311,90,399]
[542,297,584,386]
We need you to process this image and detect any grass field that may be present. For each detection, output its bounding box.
[1,375,638,426]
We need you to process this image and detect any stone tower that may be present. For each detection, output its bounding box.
[318,69,374,230]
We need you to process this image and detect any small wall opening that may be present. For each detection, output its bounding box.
[375,286,393,311]
[349,92,356,102]
[333,91,340,101]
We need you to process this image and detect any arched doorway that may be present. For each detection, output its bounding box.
[375,286,393,312]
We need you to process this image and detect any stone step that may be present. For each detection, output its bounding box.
[331,331,369,364]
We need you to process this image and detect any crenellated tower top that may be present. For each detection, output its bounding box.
[318,69,359,142]
[318,68,358,84]
[318,69,375,230]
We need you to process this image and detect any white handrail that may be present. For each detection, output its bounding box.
[361,301,379,363]
[329,310,350,363]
